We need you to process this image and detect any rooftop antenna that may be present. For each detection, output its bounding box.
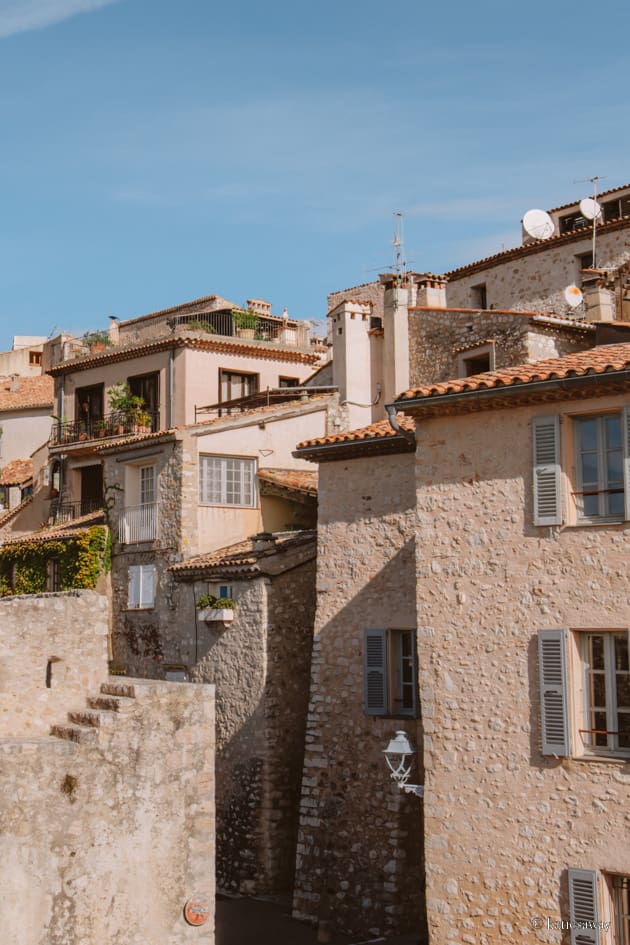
[575,175,605,268]
[392,211,408,283]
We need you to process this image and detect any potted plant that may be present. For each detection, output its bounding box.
[196,593,236,622]
[107,382,145,433]
[93,419,108,438]
[232,309,259,340]
[82,329,112,354]
[135,410,152,434]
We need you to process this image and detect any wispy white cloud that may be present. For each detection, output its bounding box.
[0,0,121,39]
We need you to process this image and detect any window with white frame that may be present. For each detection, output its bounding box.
[139,465,156,506]
[127,564,156,609]
[199,456,256,508]
[532,410,630,527]
[575,415,625,521]
[538,628,630,759]
[364,629,416,717]
[612,875,630,945]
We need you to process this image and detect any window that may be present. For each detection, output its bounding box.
[470,283,487,309]
[139,465,156,506]
[128,372,159,430]
[219,370,259,403]
[582,632,630,756]
[575,415,625,521]
[278,376,300,388]
[532,411,630,527]
[538,629,630,759]
[46,558,61,592]
[127,564,156,609]
[560,212,589,234]
[458,342,495,378]
[364,629,417,716]
[199,456,256,507]
[602,195,630,222]
[612,875,630,945]
[29,350,42,366]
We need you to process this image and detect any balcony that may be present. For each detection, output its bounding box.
[118,503,158,544]
[49,499,103,525]
[49,410,159,447]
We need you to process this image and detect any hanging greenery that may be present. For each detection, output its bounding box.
[0,526,111,597]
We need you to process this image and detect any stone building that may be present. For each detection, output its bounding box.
[169,530,317,898]
[292,342,630,944]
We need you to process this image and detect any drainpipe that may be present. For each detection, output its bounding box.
[385,403,416,443]
[168,348,175,427]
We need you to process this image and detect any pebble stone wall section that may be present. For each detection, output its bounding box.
[292,453,425,940]
[410,395,630,945]
[408,308,593,390]
[0,591,216,945]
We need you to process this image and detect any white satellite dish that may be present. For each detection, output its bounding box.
[579,197,602,221]
[564,285,583,308]
[522,209,555,240]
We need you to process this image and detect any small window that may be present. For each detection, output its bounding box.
[219,370,259,403]
[278,376,300,388]
[364,629,417,717]
[199,456,256,508]
[46,558,61,592]
[470,284,487,309]
[574,414,625,522]
[560,212,589,234]
[127,564,156,609]
[29,351,42,366]
[458,343,495,378]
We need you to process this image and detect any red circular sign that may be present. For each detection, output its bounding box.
[184,896,210,926]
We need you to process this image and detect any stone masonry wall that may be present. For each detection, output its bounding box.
[408,308,592,389]
[0,591,109,737]
[445,227,630,313]
[412,395,630,945]
[292,453,425,940]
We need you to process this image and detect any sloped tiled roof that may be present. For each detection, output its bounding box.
[296,414,415,451]
[0,375,53,411]
[0,459,33,486]
[0,510,105,548]
[397,342,630,403]
[170,529,316,575]
[257,468,318,496]
[546,182,630,214]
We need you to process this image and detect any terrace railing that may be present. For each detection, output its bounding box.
[118,503,158,544]
[49,410,159,447]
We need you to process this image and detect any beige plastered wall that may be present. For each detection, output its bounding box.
[412,392,630,945]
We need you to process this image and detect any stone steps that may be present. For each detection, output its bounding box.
[50,678,138,746]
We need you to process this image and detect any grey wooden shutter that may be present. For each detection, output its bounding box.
[139,565,156,609]
[568,868,601,945]
[128,566,141,609]
[364,630,387,715]
[538,629,570,756]
[622,406,630,520]
[533,415,562,525]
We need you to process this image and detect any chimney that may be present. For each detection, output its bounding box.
[380,275,410,404]
[582,274,615,323]
[108,316,120,345]
[246,299,272,317]
[9,375,20,393]
[414,273,447,308]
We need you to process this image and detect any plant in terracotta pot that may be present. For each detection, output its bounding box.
[196,593,236,621]
[82,329,112,354]
[107,382,145,433]
[232,309,259,339]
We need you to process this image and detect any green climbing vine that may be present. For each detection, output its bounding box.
[0,526,111,597]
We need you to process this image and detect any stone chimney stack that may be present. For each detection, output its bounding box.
[330,299,377,429]
[380,275,410,404]
[108,316,120,345]
[246,299,272,317]
[414,273,448,308]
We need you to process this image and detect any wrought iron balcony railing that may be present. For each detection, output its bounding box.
[118,503,158,544]
[49,498,103,524]
[49,410,159,447]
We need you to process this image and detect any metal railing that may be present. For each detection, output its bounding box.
[118,503,158,544]
[172,311,310,347]
[49,498,103,524]
[49,410,159,446]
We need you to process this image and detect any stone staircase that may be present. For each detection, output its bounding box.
[50,679,137,745]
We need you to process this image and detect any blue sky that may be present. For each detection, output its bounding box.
[0,0,628,350]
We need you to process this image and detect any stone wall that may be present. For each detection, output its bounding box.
[0,679,215,945]
[292,453,425,939]
[0,591,109,737]
[408,308,593,388]
[412,395,630,944]
[445,226,630,313]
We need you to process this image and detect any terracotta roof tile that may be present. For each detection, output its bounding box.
[1,510,105,548]
[0,375,53,411]
[397,342,630,402]
[257,468,318,496]
[191,393,333,430]
[170,529,316,574]
[0,459,33,486]
[546,182,630,214]
[296,414,415,451]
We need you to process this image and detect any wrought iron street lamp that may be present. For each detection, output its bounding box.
[383,730,424,798]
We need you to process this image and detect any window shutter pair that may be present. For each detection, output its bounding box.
[567,869,601,945]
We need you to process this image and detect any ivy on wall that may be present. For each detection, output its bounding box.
[0,526,111,597]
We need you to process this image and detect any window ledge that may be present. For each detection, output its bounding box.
[571,754,630,766]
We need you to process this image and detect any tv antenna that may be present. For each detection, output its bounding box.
[392,211,408,282]
[575,175,605,269]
